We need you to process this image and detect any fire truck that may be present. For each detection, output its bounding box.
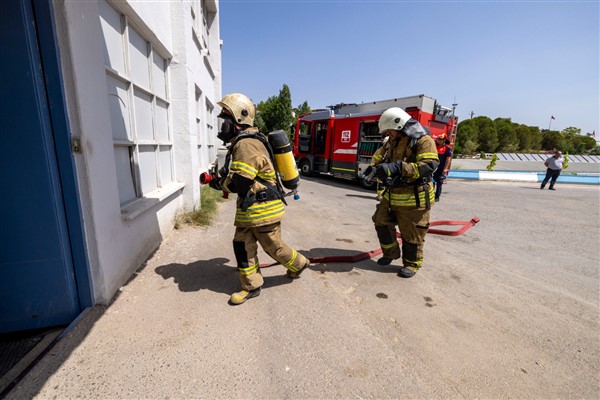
[292,94,458,188]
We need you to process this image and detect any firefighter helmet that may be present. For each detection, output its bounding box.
[378,107,411,133]
[218,93,255,126]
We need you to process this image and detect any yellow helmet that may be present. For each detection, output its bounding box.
[218,93,255,126]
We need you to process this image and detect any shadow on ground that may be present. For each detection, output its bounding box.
[300,247,398,275]
[155,257,295,294]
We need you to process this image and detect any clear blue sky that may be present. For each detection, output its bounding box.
[219,1,599,136]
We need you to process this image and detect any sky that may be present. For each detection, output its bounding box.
[219,0,599,136]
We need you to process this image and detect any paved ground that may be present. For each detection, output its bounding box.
[7,177,600,399]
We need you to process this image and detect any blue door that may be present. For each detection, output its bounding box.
[0,0,91,333]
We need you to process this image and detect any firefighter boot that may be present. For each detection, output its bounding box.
[377,256,399,266]
[287,260,311,279]
[398,266,418,278]
[229,287,261,305]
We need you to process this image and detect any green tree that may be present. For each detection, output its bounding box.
[494,118,518,152]
[456,119,479,154]
[515,124,532,151]
[294,101,311,117]
[572,135,597,153]
[256,84,295,135]
[471,117,498,152]
[529,126,543,151]
[486,153,498,171]
[461,139,479,156]
[541,130,563,150]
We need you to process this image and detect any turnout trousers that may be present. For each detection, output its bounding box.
[372,199,431,270]
[233,222,309,290]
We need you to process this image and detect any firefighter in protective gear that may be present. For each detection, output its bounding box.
[370,107,439,278]
[433,133,453,202]
[214,93,310,305]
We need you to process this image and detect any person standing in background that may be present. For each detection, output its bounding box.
[540,150,564,190]
[433,133,452,202]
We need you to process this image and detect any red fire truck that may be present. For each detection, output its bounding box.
[292,94,458,188]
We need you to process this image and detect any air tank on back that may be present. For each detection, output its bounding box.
[268,130,300,190]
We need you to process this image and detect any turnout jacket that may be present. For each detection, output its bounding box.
[222,128,285,227]
[382,134,439,208]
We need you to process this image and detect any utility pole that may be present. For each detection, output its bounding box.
[469,111,474,119]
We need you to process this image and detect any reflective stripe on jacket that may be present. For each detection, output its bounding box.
[224,128,285,227]
[385,135,439,208]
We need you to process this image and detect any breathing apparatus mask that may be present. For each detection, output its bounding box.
[217,112,240,144]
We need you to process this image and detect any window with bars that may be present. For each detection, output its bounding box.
[99,0,173,206]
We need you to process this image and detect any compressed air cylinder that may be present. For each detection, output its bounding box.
[268,130,300,190]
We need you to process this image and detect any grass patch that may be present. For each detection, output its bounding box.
[175,186,226,228]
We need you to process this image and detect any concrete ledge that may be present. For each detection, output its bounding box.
[448,170,600,185]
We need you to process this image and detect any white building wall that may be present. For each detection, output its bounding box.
[51,0,221,304]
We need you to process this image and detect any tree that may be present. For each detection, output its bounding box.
[515,124,532,151]
[528,126,543,151]
[486,153,498,171]
[294,101,311,117]
[476,117,499,153]
[461,139,479,156]
[494,118,518,152]
[255,84,295,135]
[456,119,479,154]
[572,135,597,153]
[541,130,563,151]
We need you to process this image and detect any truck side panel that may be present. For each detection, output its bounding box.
[330,117,360,177]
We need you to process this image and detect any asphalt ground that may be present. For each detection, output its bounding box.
[7,176,600,399]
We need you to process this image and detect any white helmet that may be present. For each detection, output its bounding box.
[378,107,411,133]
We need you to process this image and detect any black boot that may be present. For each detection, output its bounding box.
[377,256,398,266]
[398,267,417,278]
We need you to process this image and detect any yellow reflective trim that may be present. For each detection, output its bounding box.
[239,263,259,275]
[402,259,423,268]
[284,249,298,270]
[411,163,420,179]
[231,161,258,177]
[257,171,276,180]
[388,190,435,207]
[332,167,355,172]
[381,242,398,249]
[235,200,285,223]
[416,153,439,161]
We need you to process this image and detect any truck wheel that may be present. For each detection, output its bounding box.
[299,160,312,176]
[358,175,377,190]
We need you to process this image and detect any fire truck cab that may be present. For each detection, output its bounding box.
[293,94,457,188]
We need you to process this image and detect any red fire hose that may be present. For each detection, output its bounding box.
[260,217,480,267]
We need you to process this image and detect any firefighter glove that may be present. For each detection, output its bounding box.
[208,177,223,191]
[218,166,228,178]
[363,166,376,183]
[375,161,403,180]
